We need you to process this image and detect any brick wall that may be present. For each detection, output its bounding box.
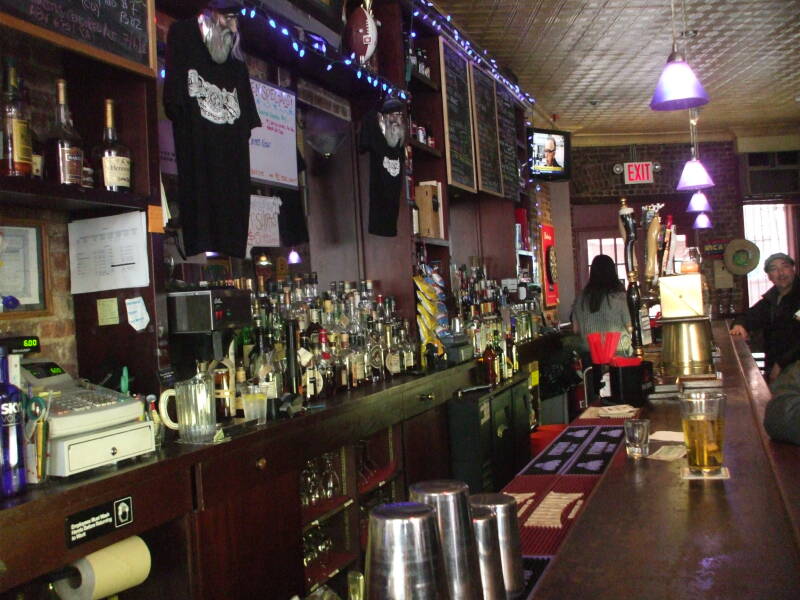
[1,29,77,375]
[570,141,747,311]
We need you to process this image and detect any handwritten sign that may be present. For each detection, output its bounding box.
[439,38,476,192]
[246,195,282,255]
[0,0,151,69]
[470,64,503,196]
[250,79,298,188]
[496,85,520,200]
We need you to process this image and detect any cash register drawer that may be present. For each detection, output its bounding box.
[49,422,155,477]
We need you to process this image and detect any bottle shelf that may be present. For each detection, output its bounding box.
[409,69,440,92]
[414,235,450,247]
[0,176,148,212]
[305,550,359,594]
[409,138,443,158]
[301,496,354,531]
[358,462,401,497]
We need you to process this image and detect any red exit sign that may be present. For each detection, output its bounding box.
[623,161,654,184]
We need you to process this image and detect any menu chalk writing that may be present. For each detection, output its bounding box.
[470,65,503,196]
[496,84,520,200]
[0,0,151,68]
[439,38,476,192]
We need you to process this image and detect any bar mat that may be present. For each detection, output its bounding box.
[565,426,625,475]
[515,478,596,555]
[502,475,558,523]
[521,426,596,475]
[681,466,730,480]
[509,556,551,600]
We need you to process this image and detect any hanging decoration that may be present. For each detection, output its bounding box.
[344,0,379,66]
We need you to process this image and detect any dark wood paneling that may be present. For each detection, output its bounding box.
[305,118,361,288]
[191,467,304,600]
[449,199,480,266]
[403,404,451,487]
[478,194,517,279]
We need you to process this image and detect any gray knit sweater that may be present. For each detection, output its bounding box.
[571,290,633,356]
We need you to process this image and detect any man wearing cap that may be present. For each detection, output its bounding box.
[731,253,800,382]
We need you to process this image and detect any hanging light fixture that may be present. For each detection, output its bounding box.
[686,191,712,212]
[649,0,708,111]
[692,212,712,229]
[288,249,302,264]
[677,108,714,190]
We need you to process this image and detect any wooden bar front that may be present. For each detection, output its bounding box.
[531,321,800,599]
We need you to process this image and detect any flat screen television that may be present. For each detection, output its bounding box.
[530,128,571,181]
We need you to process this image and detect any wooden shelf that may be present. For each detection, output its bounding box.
[0,176,148,212]
[410,69,440,92]
[305,550,359,593]
[358,463,401,497]
[301,496,354,531]
[409,138,443,158]
[414,235,450,247]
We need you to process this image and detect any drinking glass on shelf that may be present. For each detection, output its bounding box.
[322,453,341,498]
[300,465,315,507]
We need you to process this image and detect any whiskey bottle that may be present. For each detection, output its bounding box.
[44,79,83,185]
[18,78,43,179]
[1,57,33,177]
[92,99,131,192]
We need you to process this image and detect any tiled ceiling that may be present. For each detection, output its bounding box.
[430,0,800,141]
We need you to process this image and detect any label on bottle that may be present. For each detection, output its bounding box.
[32,154,43,177]
[11,119,32,165]
[386,352,402,374]
[352,357,366,382]
[263,379,278,400]
[404,349,415,369]
[102,155,131,188]
[58,146,84,184]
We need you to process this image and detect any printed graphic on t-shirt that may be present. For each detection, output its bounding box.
[382,155,400,177]
[188,69,241,125]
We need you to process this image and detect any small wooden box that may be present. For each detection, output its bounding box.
[416,181,444,239]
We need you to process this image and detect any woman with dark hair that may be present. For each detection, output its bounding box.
[571,254,632,356]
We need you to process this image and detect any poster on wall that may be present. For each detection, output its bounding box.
[541,224,559,307]
[246,195,282,256]
[250,79,298,188]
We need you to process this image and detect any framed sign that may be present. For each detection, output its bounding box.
[0,219,51,318]
[541,224,559,308]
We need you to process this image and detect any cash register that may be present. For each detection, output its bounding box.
[1,336,154,477]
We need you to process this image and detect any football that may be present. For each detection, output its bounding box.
[344,5,378,64]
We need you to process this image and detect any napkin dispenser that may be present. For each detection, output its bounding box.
[659,274,704,318]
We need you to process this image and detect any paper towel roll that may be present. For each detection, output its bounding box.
[54,536,151,600]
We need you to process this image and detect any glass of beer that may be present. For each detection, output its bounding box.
[680,392,725,473]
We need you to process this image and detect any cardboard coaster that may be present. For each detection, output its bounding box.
[681,466,730,480]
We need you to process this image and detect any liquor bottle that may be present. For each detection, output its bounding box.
[1,346,26,498]
[19,79,43,180]
[316,330,336,399]
[384,326,403,376]
[92,99,131,192]
[44,79,84,185]
[350,334,368,387]
[335,333,353,391]
[1,57,33,177]
[234,365,247,418]
[482,334,498,387]
[400,320,416,372]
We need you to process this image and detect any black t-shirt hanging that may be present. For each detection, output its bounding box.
[163,18,261,258]
[358,110,404,237]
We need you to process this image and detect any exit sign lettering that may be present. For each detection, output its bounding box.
[623,162,654,184]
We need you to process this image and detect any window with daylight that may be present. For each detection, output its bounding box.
[743,204,789,306]
[585,234,687,288]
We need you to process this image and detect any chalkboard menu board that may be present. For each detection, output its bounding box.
[496,84,520,201]
[470,65,503,196]
[0,0,153,74]
[439,38,476,192]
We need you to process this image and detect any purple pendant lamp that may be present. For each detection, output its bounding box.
[677,108,714,191]
[650,0,709,111]
[687,191,712,212]
[650,47,709,111]
[692,212,712,229]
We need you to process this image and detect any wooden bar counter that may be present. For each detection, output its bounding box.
[531,321,800,598]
